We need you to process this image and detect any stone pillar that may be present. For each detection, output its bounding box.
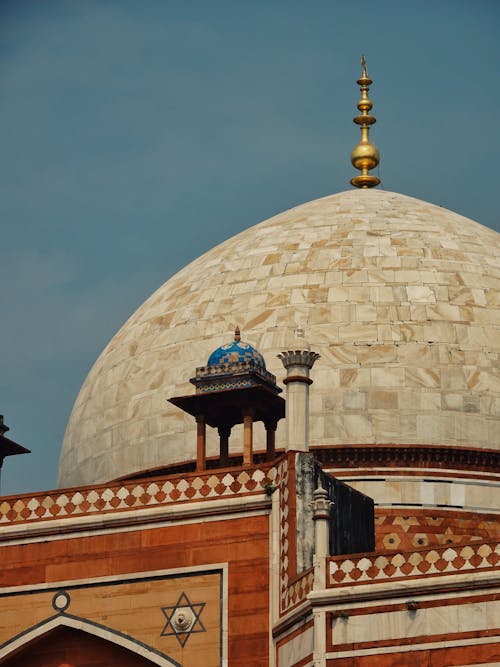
[278,350,319,452]
[218,424,231,466]
[196,416,206,471]
[312,478,333,599]
[264,420,277,461]
[312,480,332,559]
[243,411,253,465]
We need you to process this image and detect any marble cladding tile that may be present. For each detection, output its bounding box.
[357,344,399,364]
[356,304,378,321]
[406,285,437,302]
[342,269,369,283]
[339,323,378,342]
[349,477,500,512]
[338,414,374,439]
[371,367,406,387]
[377,324,402,341]
[327,287,350,302]
[373,285,396,302]
[368,390,399,409]
[322,345,358,365]
[342,392,367,410]
[330,597,498,650]
[59,190,500,487]
[486,290,500,306]
[406,367,441,388]
[339,368,371,388]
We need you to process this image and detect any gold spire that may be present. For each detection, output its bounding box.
[350,55,380,189]
[234,326,241,341]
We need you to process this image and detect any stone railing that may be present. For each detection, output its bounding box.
[0,464,280,526]
[282,569,314,614]
[328,540,499,587]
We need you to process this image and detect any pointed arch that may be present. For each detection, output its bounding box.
[0,613,181,667]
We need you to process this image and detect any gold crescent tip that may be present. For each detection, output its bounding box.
[361,54,367,77]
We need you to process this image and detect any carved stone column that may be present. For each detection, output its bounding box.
[264,419,277,461]
[243,410,253,465]
[278,349,319,451]
[311,479,332,666]
[196,416,206,471]
[218,424,231,466]
[312,480,332,559]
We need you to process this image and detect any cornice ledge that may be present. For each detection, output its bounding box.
[307,569,500,607]
[311,444,500,473]
[272,599,312,638]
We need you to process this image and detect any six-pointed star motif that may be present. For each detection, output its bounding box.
[161,592,206,646]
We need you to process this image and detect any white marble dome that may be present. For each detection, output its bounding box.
[59,189,500,487]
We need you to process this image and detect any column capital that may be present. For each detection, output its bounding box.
[263,418,278,432]
[279,349,319,452]
[312,480,333,521]
[217,423,232,438]
[278,350,320,370]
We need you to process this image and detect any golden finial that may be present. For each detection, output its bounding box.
[234,326,241,341]
[350,55,380,189]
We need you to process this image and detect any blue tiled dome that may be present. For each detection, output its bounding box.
[207,329,266,368]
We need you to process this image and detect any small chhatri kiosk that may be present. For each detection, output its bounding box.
[169,328,285,470]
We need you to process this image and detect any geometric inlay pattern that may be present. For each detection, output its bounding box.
[278,455,314,616]
[328,540,500,587]
[161,592,206,647]
[0,463,281,527]
[282,569,314,615]
[375,511,500,551]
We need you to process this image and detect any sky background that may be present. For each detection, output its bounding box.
[1,0,498,495]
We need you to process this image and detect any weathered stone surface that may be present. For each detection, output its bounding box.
[60,190,500,487]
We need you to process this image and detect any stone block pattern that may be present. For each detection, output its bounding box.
[0,453,312,620]
[328,540,499,586]
[59,189,500,487]
[0,514,272,665]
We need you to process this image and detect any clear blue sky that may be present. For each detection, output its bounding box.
[1,0,498,495]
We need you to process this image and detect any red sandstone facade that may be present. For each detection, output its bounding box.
[0,448,498,666]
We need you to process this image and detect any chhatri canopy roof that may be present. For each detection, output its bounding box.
[206,328,267,369]
[59,189,500,487]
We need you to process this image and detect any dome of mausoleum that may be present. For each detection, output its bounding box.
[59,189,500,487]
[206,328,266,368]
